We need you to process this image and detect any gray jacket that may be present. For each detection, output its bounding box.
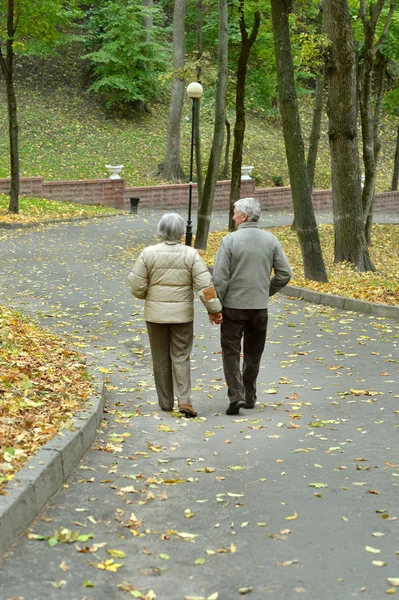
[213,222,292,309]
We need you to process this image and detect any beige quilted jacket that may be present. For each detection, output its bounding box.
[128,241,222,323]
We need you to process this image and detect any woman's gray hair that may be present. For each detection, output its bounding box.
[157,213,186,241]
[234,197,261,222]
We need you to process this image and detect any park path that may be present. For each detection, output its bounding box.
[0,211,398,600]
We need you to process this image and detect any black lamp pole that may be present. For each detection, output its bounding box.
[185,97,197,247]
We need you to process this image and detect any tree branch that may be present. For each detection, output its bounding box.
[374,0,395,54]
[249,11,261,45]
[238,0,248,43]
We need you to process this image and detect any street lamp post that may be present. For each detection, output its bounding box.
[185,82,203,246]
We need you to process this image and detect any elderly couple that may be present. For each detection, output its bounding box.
[128,198,292,417]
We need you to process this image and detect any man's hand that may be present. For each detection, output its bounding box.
[208,311,223,325]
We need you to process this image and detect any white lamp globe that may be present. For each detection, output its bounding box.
[187,82,204,99]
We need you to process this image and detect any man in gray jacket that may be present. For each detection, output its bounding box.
[212,197,292,415]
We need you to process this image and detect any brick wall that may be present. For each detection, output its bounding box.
[0,177,45,197]
[42,179,125,209]
[254,186,399,212]
[0,175,398,212]
[0,177,125,209]
[125,178,256,210]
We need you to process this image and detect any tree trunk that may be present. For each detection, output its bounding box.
[195,0,204,209]
[228,3,260,232]
[220,117,231,180]
[292,71,324,232]
[307,72,324,191]
[132,0,153,114]
[157,0,186,181]
[392,124,399,191]
[195,0,228,249]
[0,0,19,213]
[358,0,394,245]
[270,0,327,282]
[323,0,374,271]
[364,51,388,244]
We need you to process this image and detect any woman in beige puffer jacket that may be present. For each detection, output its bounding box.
[128,213,222,417]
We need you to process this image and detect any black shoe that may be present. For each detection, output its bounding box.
[226,400,246,415]
[243,402,255,409]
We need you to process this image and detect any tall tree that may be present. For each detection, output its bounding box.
[85,0,169,110]
[194,0,204,207]
[323,0,374,271]
[0,0,79,214]
[0,0,19,213]
[270,0,328,282]
[228,0,260,232]
[392,124,399,191]
[157,0,186,180]
[195,0,228,249]
[358,0,395,245]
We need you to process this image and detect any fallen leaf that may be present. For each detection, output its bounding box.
[365,546,380,554]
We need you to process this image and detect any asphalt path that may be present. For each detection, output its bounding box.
[0,211,398,600]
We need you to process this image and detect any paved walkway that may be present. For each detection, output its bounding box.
[0,211,398,600]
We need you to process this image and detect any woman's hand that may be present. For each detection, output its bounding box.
[208,311,223,325]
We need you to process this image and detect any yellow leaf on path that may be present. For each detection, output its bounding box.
[96,559,124,571]
[147,442,163,453]
[59,561,68,571]
[107,549,126,558]
[285,512,298,521]
[163,479,184,485]
[365,546,380,554]
[120,486,137,493]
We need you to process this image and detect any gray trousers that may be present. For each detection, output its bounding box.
[221,307,268,405]
[146,321,193,410]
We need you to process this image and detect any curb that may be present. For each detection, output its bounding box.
[282,284,399,320]
[0,212,126,230]
[0,371,106,557]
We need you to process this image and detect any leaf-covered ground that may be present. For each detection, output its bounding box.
[201,223,399,306]
[0,305,94,490]
[0,194,121,225]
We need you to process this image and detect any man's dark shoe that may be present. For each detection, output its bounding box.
[226,400,246,415]
[243,402,255,409]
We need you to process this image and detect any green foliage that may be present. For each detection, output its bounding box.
[83,0,171,107]
[0,0,82,57]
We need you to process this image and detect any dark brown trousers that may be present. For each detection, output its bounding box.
[221,307,268,405]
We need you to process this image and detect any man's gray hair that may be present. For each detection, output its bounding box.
[234,197,261,222]
[157,213,186,241]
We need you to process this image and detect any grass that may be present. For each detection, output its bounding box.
[200,223,399,306]
[0,305,94,490]
[0,194,121,224]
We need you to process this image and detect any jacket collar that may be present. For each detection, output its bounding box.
[164,241,181,245]
[237,222,259,229]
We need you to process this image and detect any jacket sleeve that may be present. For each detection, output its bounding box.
[269,240,292,297]
[212,236,232,305]
[191,253,222,314]
[128,251,149,299]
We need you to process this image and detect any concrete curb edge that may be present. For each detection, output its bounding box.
[0,372,106,557]
[282,284,399,319]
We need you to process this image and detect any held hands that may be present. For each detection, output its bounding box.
[208,311,223,325]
